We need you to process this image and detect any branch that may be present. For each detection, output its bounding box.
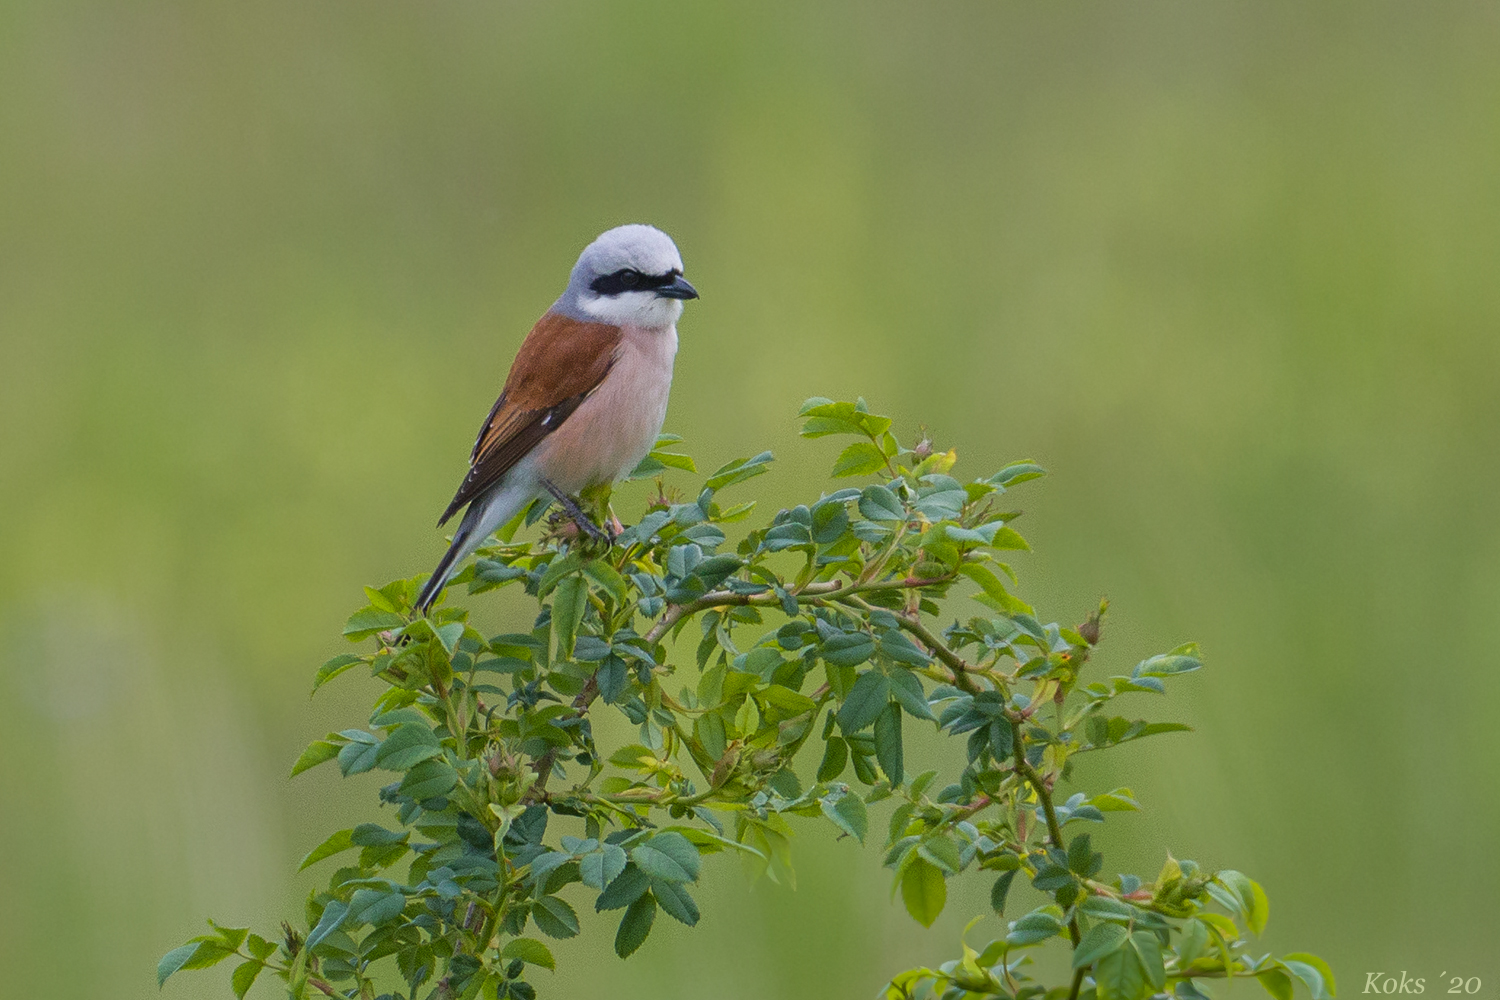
[893,611,985,694]
[523,676,599,803]
[1013,748,1086,1000]
[642,573,956,644]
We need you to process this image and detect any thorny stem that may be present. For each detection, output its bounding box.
[1013,749,1086,1000]
[524,677,599,802]
[642,573,957,645]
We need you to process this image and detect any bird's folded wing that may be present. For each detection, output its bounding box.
[437,314,622,526]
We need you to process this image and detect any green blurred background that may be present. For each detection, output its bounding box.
[3,1,1498,996]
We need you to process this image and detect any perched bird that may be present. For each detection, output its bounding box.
[414,224,698,614]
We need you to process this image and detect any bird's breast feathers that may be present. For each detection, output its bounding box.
[531,320,678,494]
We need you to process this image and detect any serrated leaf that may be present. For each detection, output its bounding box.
[374,724,443,771]
[631,845,691,884]
[343,608,404,640]
[874,702,904,785]
[991,870,1017,915]
[1259,969,1295,1000]
[887,669,935,720]
[157,944,200,987]
[531,896,580,939]
[1282,954,1336,1000]
[596,865,650,911]
[231,960,264,999]
[614,893,657,957]
[305,901,348,950]
[858,484,905,522]
[551,575,587,660]
[313,654,363,692]
[347,888,406,927]
[837,670,890,733]
[816,737,848,781]
[649,878,700,926]
[1073,922,1129,968]
[832,441,887,477]
[582,844,629,891]
[501,937,555,970]
[299,829,354,871]
[645,832,701,880]
[705,452,774,491]
[821,791,868,843]
[290,739,343,777]
[900,858,947,927]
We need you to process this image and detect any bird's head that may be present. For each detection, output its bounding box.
[559,224,698,328]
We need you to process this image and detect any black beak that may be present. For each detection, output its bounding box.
[656,274,699,300]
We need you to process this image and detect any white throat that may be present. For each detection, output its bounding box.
[573,290,684,329]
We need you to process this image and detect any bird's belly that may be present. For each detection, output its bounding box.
[533,324,677,495]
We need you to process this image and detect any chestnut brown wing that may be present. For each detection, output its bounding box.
[437,314,621,526]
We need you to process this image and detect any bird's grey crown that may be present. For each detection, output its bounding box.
[553,224,688,326]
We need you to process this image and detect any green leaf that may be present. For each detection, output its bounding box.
[958,562,1014,606]
[822,631,876,667]
[1006,906,1066,947]
[1282,954,1336,1000]
[551,575,587,660]
[398,759,459,800]
[298,828,354,871]
[1259,969,1295,1000]
[290,738,343,778]
[645,832,701,880]
[231,960,264,999]
[858,484,905,522]
[313,654,363,692]
[799,398,893,438]
[990,870,1017,915]
[887,670,935,720]
[305,900,349,950]
[157,944,201,987]
[336,732,379,776]
[374,724,443,771]
[501,937,556,971]
[245,934,276,962]
[581,844,629,891]
[821,791,868,843]
[1073,922,1129,969]
[614,892,657,958]
[990,461,1046,487]
[631,845,692,884]
[917,834,961,874]
[900,858,947,927]
[531,896,580,939]
[832,441,887,477]
[649,879,701,926]
[705,452,774,492]
[874,701,904,785]
[1090,787,1141,811]
[347,888,406,927]
[596,865,650,910]
[1177,916,1209,966]
[1095,940,1146,1000]
[816,737,849,781]
[343,607,404,640]
[1133,647,1203,678]
[582,561,629,605]
[1246,877,1271,935]
[837,670,890,733]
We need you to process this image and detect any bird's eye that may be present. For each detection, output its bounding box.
[618,269,640,288]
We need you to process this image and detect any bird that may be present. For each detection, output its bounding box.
[413,224,698,615]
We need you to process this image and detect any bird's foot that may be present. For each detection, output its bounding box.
[540,478,612,545]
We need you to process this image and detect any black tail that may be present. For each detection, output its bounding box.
[414,525,471,616]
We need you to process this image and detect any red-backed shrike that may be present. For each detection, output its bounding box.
[415,224,698,614]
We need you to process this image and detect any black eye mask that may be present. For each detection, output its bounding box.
[589,268,680,296]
